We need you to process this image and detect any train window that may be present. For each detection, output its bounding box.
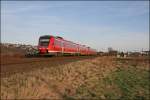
[40,42,49,46]
[39,37,50,46]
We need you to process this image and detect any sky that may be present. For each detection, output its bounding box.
[1,1,149,52]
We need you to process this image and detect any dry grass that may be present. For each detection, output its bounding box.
[1,56,149,99]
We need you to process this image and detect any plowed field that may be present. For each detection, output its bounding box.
[1,56,96,77]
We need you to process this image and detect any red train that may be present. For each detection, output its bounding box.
[38,35,97,56]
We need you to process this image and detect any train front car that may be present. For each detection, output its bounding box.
[38,35,51,54]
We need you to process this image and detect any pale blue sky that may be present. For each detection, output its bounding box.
[1,1,149,52]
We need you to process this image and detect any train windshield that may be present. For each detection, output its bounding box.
[39,36,50,46]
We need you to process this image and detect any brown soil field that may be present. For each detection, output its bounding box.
[1,56,96,77]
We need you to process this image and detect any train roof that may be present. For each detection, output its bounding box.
[40,35,63,39]
[40,35,53,38]
[55,36,63,39]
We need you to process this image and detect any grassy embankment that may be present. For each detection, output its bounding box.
[1,57,149,99]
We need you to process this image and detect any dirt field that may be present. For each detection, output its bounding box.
[1,56,149,99]
[1,56,96,77]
